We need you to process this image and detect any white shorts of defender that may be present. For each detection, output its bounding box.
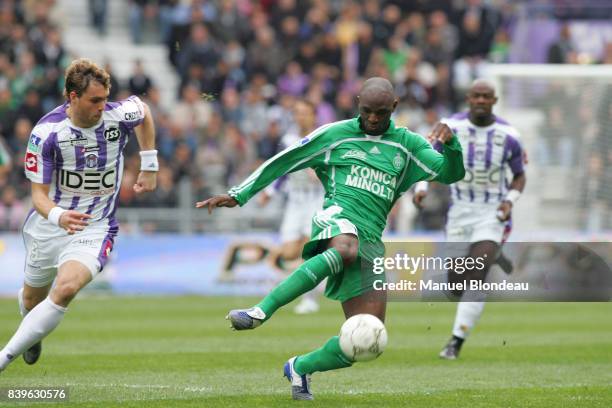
[22,211,115,288]
[280,197,324,243]
[445,204,511,244]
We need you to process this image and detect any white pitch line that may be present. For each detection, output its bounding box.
[65,382,213,393]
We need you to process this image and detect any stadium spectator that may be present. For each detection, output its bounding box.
[173,82,212,133]
[547,23,576,63]
[353,21,375,77]
[599,41,612,64]
[0,135,11,177]
[277,61,309,97]
[178,23,219,79]
[88,0,107,36]
[7,117,33,163]
[211,0,250,43]
[452,0,500,93]
[128,0,148,44]
[128,59,154,97]
[102,61,122,101]
[239,86,269,137]
[0,185,27,232]
[246,25,287,79]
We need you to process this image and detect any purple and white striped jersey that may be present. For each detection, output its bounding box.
[24,95,145,223]
[441,112,524,205]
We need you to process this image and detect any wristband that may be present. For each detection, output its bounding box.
[414,181,429,193]
[48,206,66,226]
[139,150,159,171]
[504,189,521,205]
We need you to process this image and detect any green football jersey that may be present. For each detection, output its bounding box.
[229,117,464,240]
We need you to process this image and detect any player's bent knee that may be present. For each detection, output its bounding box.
[334,244,359,266]
[23,291,47,310]
[51,281,81,303]
[329,234,359,266]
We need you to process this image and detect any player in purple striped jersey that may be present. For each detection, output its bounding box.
[413,79,526,359]
[0,59,158,373]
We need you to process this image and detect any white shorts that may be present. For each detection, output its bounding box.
[22,211,116,287]
[445,204,511,244]
[280,197,323,243]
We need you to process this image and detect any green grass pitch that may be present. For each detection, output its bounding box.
[0,297,610,407]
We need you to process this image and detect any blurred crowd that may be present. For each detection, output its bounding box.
[0,0,610,232]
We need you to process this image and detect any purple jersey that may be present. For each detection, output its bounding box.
[441,112,524,205]
[24,96,145,223]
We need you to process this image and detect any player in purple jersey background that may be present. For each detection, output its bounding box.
[414,79,527,360]
[0,59,158,373]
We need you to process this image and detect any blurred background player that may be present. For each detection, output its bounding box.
[0,58,157,373]
[259,99,325,315]
[413,79,526,360]
[197,77,465,400]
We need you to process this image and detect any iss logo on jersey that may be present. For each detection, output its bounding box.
[25,152,38,172]
[104,127,120,142]
[86,153,98,168]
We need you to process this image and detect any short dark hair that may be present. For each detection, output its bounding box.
[64,58,111,99]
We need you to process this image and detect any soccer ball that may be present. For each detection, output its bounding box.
[339,314,388,362]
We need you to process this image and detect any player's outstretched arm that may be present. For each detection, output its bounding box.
[225,122,336,206]
[195,194,239,214]
[31,182,91,234]
[427,122,455,146]
[133,102,157,194]
[413,122,465,185]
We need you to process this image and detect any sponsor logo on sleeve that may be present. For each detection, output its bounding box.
[25,152,38,172]
[27,135,41,152]
[124,111,139,121]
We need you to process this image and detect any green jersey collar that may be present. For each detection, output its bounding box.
[355,116,397,137]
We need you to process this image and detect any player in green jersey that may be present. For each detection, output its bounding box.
[196,77,465,400]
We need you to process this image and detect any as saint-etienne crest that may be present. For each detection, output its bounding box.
[393,153,404,170]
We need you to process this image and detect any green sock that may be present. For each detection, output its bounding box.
[256,248,342,321]
[294,336,353,375]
